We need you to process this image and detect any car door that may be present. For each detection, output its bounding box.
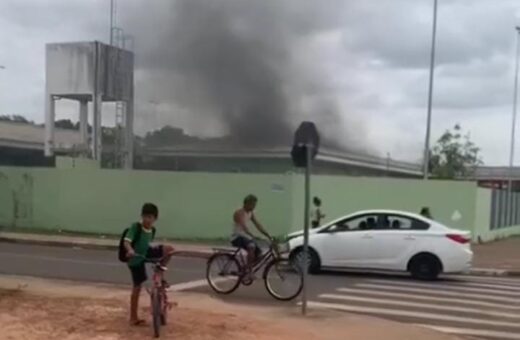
[315,214,378,268]
[364,214,430,270]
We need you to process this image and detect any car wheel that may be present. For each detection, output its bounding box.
[409,254,441,281]
[290,248,321,274]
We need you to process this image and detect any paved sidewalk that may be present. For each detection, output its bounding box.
[472,237,520,275]
[0,231,214,259]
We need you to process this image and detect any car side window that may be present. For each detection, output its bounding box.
[387,215,430,231]
[327,214,381,233]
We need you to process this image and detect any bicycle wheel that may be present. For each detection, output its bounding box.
[160,291,167,326]
[264,259,303,301]
[206,253,241,294]
[151,289,162,338]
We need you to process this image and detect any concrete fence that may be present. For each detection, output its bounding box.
[0,165,519,242]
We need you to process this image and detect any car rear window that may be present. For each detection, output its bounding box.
[387,215,430,231]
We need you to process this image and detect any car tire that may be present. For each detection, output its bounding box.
[290,248,321,274]
[409,254,442,281]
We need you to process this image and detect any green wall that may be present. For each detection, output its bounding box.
[291,175,477,233]
[1,166,519,242]
[0,167,293,239]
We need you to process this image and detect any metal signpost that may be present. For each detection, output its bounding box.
[291,122,320,315]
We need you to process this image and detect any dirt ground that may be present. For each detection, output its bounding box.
[0,276,463,340]
[0,288,299,340]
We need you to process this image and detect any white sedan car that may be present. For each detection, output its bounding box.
[287,210,473,280]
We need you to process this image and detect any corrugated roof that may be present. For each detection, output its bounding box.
[145,145,423,176]
[474,166,520,180]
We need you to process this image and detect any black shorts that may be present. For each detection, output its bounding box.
[231,236,261,258]
[128,245,164,287]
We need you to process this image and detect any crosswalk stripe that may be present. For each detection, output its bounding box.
[447,275,520,286]
[336,287,520,310]
[337,288,520,310]
[452,281,520,292]
[170,279,209,291]
[307,301,520,328]
[416,324,520,340]
[320,293,520,319]
[356,283,520,304]
[366,279,520,297]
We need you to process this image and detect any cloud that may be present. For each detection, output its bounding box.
[343,0,519,69]
[1,0,520,165]
[0,0,107,122]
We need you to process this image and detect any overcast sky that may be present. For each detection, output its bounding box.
[1,0,520,165]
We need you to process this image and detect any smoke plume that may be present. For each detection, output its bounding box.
[124,0,366,150]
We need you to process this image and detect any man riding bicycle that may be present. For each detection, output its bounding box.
[231,195,273,274]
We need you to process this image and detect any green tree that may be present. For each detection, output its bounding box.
[0,114,31,124]
[55,119,79,130]
[429,124,483,179]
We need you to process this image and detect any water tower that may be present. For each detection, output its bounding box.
[44,41,134,168]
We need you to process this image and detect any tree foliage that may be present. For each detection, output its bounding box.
[55,119,79,130]
[429,124,483,179]
[0,114,32,124]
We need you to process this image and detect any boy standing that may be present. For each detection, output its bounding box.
[124,203,174,326]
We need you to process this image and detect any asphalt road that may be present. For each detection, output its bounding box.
[1,242,519,340]
[0,242,205,286]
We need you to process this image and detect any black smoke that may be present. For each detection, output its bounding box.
[124,0,366,150]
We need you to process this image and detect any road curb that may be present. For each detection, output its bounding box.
[0,237,212,259]
[466,268,520,277]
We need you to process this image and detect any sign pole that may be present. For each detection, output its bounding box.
[301,144,312,315]
[290,121,319,316]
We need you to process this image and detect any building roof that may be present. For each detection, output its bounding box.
[0,121,82,151]
[474,166,520,180]
[0,120,424,176]
[144,145,423,176]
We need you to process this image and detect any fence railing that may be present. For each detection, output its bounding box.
[490,189,520,229]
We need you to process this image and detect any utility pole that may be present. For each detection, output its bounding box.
[109,0,115,45]
[423,0,439,180]
[506,26,520,226]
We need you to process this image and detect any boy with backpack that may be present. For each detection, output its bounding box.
[118,203,175,326]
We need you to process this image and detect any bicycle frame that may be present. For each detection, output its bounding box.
[220,241,281,276]
[207,240,303,301]
[148,263,170,311]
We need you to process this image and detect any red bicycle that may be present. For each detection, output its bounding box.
[142,257,172,338]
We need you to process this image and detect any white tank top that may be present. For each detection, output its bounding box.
[232,209,253,240]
